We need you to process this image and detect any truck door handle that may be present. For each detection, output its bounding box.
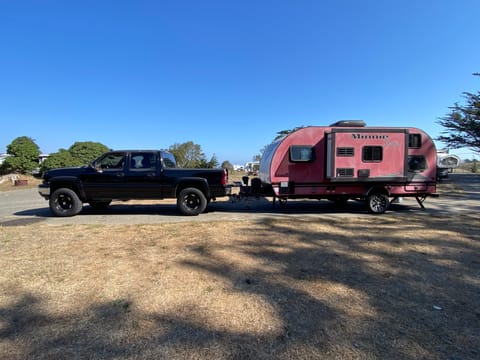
[147,173,155,178]
[116,172,125,177]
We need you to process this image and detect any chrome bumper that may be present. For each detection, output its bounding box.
[38,184,50,198]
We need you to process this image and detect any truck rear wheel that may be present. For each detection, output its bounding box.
[177,187,207,216]
[367,193,389,214]
[50,188,83,217]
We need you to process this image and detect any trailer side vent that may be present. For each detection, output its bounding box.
[336,168,354,177]
[358,169,370,178]
[337,147,354,157]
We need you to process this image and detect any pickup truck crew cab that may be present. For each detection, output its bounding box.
[38,150,230,216]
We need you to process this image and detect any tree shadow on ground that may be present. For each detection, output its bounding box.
[1,215,479,359]
[179,215,480,359]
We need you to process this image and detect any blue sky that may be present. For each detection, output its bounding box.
[1,0,479,164]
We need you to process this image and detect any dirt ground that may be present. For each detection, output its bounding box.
[1,211,479,359]
[0,175,41,192]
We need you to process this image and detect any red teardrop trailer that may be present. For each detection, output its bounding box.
[258,121,437,213]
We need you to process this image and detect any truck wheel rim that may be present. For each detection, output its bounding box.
[57,194,73,210]
[184,194,200,209]
[371,195,387,212]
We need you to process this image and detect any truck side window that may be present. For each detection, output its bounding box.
[362,146,383,162]
[130,152,156,171]
[290,146,315,162]
[97,153,125,170]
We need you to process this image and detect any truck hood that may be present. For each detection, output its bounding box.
[43,166,91,181]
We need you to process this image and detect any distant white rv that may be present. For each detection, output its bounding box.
[245,161,259,174]
[0,154,10,165]
[436,150,460,179]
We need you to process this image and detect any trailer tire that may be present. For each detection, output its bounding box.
[177,187,207,216]
[50,188,83,217]
[367,193,390,214]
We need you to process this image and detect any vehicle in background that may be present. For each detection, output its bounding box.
[436,150,460,179]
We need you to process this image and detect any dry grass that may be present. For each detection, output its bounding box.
[1,214,479,359]
[0,175,41,192]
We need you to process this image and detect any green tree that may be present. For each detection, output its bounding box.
[169,141,206,168]
[41,149,77,171]
[68,141,109,165]
[209,154,219,168]
[252,145,268,163]
[437,74,480,153]
[41,141,109,171]
[199,154,219,168]
[274,126,307,141]
[1,136,40,174]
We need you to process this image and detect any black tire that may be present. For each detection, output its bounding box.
[177,187,207,216]
[367,193,390,214]
[88,200,112,209]
[50,188,83,217]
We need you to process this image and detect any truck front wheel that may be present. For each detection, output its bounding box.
[177,187,207,216]
[50,188,83,217]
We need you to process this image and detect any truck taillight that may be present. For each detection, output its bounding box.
[222,169,228,185]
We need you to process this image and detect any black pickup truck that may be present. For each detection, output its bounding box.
[38,150,230,216]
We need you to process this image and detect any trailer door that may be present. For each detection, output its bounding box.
[326,129,408,182]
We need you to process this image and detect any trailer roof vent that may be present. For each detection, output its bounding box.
[330,120,366,127]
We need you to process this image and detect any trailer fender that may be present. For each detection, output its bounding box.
[365,186,390,198]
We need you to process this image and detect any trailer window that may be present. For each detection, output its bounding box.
[408,155,427,171]
[290,146,315,162]
[337,147,354,157]
[362,146,383,162]
[409,134,422,148]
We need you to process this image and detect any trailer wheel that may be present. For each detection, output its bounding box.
[367,193,390,214]
[177,187,207,216]
[50,188,83,217]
